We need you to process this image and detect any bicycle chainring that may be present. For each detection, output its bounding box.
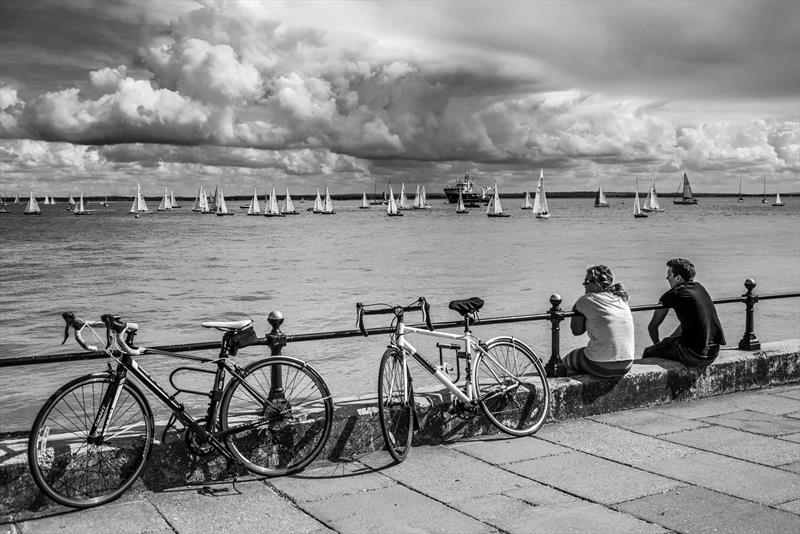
[185,422,216,457]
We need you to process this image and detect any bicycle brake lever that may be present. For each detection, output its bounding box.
[356,303,368,337]
[61,312,74,345]
[421,298,433,331]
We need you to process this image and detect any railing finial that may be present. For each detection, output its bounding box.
[544,294,568,378]
[738,279,760,350]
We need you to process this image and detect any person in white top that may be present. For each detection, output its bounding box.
[564,265,635,378]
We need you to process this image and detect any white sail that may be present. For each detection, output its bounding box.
[281,188,296,214]
[170,190,180,208]
[157,187,172,211]
[456,190,468,213]
[773,185,785,206]
[420,186,430,209]
[521,191,532,209]
[387,185,402,216]
[595,183,609,207]
[192,185,206,211]
[247,187,261,215]
[761,176,768,203]
[130,183,149,213]
[487,183,505,216]
[650,180,664,211]
[14,194,20,204]
[312,189,323,213]
[215,187,229,215]
[322,187,335,214]
[633,179,647,217]
[73,192,88,215]
[68,193,76,206]
[209,185,220,212]
[360,192,370,208]
[412,185,423,209]
[264,185,282,216]
[398,183,409,210]
[24,191,41,214]
[532,172,549,217]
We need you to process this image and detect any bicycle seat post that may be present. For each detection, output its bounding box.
[266,311,286,401]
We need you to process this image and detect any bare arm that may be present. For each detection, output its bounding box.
[570,305,586,336]
[648,307,670,344]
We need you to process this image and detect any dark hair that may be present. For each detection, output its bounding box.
[667,258,695,281]
[586,264,629,301]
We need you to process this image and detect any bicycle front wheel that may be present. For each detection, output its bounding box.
[28,373,154,508]
[220,356,333,476]
[475,337,550,436]
[378,348,414,463]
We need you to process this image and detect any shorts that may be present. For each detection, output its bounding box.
[642,335,719,367]
[563,347,632,378]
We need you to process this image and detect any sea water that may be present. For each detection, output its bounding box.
[1,196,798,431]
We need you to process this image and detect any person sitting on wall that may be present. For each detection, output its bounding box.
[643,258,726,366]
[564,265,635,378]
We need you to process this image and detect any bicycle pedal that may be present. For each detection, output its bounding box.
[197,485,230,496]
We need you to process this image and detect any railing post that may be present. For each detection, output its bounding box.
[544,294,568,378]
[266,310,287,399]
[738,278,761,350]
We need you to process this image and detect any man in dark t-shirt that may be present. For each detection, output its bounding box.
[643,258,726,366]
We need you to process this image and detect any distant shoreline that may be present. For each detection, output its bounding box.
[20,192,796,203]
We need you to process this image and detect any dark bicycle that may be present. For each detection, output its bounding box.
[28,312,333,508]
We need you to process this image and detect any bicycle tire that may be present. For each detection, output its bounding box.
[28,373,154,508]
[475,337,550,436]
[378,348,415,463]
[220,356,333,476]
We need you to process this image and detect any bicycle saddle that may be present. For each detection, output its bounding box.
[448,297,484,316]
[201,319,253,331]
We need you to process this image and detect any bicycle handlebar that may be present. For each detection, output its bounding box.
[356,297,432,337]
[61,311,142,355]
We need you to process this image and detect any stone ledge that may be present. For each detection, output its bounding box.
[1,339,797,519]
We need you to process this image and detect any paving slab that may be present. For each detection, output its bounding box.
[781,432,800,444]
[447,435,570,465]
[448,494,667,534]
[358,445,536,503]
[652,390,800,419]
[534,418,697,469]
[777,461,800,474]
[769,386,800,400]
[505,451,684,505]
[297,484,491,534]
[776,498,800,515]
[645,450,800,505]
[661,425,800,466]
[146,479,332,534]
[589,407,710,435]
[618,485,800,534]
[267,459,395,502]
[698,409,800,436]
[501,482,582,506]
[15,498,171,534]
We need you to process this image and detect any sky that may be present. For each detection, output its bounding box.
[0,0,798,197]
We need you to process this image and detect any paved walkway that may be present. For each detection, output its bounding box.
[4,385,799,534]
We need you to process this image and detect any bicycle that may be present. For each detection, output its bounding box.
[356,296,550,463]
[27,312,333,509]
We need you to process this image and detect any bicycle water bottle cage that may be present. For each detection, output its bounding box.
[448,298,484,317]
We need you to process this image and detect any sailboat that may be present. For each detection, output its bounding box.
[520,191,532,210]
[737,178,743,202]
[533,170,550,219]
[215,187,233,216]
[412,185,432,209]
[170,190,180,208]
[594,183,609,207]
[192,185,210,212]
[673,172,699,205]
[208,185,221,213]
[398,183,410,210]
[246,187,261,215]
[13,194,20,204]
[633,180,648,218]
[67,193,76,208]
[772,185,785,207]
[281,188,298,214]
[24,192,41,215]
[456,190,469,213]
[386,185,403,217]
[486,183,510,217]
[157,187,172,211]
[359,192,371,209]
[642,180,665,212]
[102,196,109,207]
[263,185,283,217]
[761,176,769,203]
[73,192,89,215]
[310,189,323,212]
[129,184,149,213]
[321,187,336,214]
[49,195,56,205]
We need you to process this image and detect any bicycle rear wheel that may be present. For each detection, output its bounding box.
[220,356,333,476]
[28,373,153,508]
[475,337,550,436]
[378,348,415,463]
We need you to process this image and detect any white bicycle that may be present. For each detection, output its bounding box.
[356,297,550,462]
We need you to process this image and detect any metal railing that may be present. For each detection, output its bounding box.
[0,278,797,377]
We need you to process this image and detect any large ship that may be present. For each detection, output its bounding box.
[443,172,492,206]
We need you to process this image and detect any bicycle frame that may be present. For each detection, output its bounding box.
[393,321,483,405]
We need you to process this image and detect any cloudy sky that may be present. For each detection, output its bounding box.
[1,0,798,197]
